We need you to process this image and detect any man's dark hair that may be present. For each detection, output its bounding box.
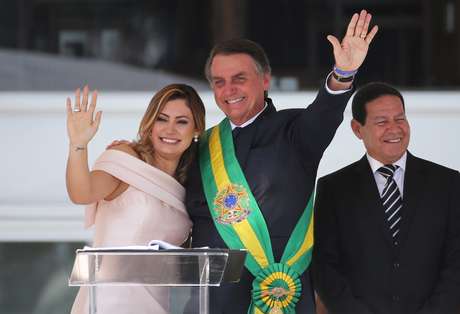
[204,38,271,83]
[352,82,405,125]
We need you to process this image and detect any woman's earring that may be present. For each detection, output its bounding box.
[193,134,199,142]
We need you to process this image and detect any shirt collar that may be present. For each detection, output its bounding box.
[229,102,268,130]
[367,151,407,174]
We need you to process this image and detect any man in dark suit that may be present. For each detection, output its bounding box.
[185,10,378,314]
[313,82,460,314]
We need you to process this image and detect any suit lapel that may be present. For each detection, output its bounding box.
[355,156,396,249]
[234,100,276,169]
[397,152,423,249]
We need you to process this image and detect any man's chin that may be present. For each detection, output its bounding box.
[227,113,246,125]
[384,151,406,163]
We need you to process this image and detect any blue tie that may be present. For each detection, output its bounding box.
[377,165,403,243]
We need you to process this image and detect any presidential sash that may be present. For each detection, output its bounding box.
[199,118,314,314]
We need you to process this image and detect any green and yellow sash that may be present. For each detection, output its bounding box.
[199,118,314,314]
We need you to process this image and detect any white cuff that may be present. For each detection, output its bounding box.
[324,71,353,95]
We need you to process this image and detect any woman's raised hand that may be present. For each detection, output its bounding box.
[66,85,102,147]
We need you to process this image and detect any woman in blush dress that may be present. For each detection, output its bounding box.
[66,84,205,314]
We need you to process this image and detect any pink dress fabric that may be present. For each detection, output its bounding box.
[71,150,192,314]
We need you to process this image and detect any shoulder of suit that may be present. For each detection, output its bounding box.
[276,108,304,116]
[318,159,363,184]
[409,154,459,176]
[260,108,307,126]
[249,108,303,130]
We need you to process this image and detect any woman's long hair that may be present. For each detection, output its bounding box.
[132,84,205,184]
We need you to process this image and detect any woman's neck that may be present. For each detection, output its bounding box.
[151,153,180,177]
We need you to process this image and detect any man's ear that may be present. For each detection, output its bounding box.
[351,119,363,139]
[263,72,271,91]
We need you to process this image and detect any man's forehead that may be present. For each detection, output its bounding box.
[211,54,257,72]
[367,108,406,119]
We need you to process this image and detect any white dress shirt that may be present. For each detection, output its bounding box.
[229,103,268,130]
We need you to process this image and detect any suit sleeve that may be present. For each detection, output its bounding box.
[289,81,353,165]
[312,177,374,314]
[417,171,460,314]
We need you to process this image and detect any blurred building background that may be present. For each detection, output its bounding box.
[1,1,460,313]
[2,0,460,90]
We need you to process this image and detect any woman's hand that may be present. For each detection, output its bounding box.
[66,85,102,147]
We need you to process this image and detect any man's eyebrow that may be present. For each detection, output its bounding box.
[211,71,247,80]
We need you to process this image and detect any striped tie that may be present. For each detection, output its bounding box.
[377,165,403,242]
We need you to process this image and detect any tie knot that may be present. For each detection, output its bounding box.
[232,127,242,139]
[377,164,398,178]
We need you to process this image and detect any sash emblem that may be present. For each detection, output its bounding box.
[214,183,250,224]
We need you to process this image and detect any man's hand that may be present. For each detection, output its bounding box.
[106,140,132,150]
[328,9,378,72]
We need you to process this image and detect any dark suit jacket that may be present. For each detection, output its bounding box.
[313,153,460,314]
[185,85,353,313]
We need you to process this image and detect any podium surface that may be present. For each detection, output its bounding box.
[69,248,246,314]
